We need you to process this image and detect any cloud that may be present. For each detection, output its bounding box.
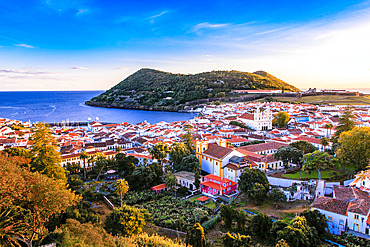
[15,43,35,48]
[114,67,129,70]
[76,8,88,15]
[70,66,88,70]
[147,11,168,19]
[0,69,51,75]
[190,22,229,33]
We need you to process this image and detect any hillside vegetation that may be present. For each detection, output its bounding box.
[86,68,299,111]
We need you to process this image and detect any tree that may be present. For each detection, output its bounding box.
[220,205,235,229]
[94,152,107,180]
[235,209,247,233]
[194,170,201,190]
[270,220,288,241]
[186,223,206,247]
[320,137,330,150]
[30,122,66,182]
[299,209,328,237]
[334,108,356,139]
[149,142,169,166]
[269,188,286,208]
[275,146,303,169]
[250,183,268,205]
[0,153,81,244]
[47,219,116,247]
[165,172,177,196]
[0,206,29,247]
[66,162,81,175]
[170,142,191,170]
[182,124,195,153]
[2,147,33,160]
[115,179,129,207]
[277,216,319,247]
[115,153,137,177]
[337,127,370,171]
[105,205,149,237]
[223,232,252,247]
[128,164,161,191]
[289,141,316,154]
[273,111,290,128]
[176,154,200,172]
[324,123,334,137]
[250,213,273,240]
[79,151,89,180]
[239,169,269,204]
[303,151,333,180]
[276,239,290,247]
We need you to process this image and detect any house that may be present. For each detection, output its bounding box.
[196,139,244,177]
[311,185,370,236]
[200,174,237,196]
[349,170,370,192]
[150,183,168,193]
[174,171,199,191]
[237,107,273,131]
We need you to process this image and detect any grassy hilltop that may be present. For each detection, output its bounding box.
[86,68,299,111]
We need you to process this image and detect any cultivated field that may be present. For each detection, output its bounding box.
[272,95,370,105]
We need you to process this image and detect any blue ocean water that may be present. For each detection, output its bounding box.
[0,91,196,124]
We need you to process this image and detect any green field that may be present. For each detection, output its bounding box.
[272,95,370,105]
[188,194,216,209]
[283,170,333,179]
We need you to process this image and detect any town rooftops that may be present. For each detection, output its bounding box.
[311,196,350,215]
[203,143,233,160]
[238,141,288,153]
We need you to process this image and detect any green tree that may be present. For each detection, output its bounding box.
[177,154,200,172]
[115,179,129,207]
[250,213,273,240]
[324,123,334,138]
[216,92,226,98]
[2,147,33,160]
[273,111,290,128]
[186,223,206,247]
[269,188,286,208]
[289,141,317,154]
[0,206,29,247]
[220,205,236,229]
[66,162,81,175]
[182,124,195,153]
[270,220,288,241]
[79,151,89,180]
[320,137,330,150]
[149,142,169,166]
[170,142,191,170]
[223,232,252,247]
[303,151,333,180]
[94,152,107,180]
[238,169,269,204]
[235,209,247,233]
[30,122,66,182]
[299,209,328,237]
[194,170,201,190]
[115,153,137,177]
[275,146,303,168]
[334,108,356,139]
[128,164,162,191]
[337,127,370,171]
[105,205,149,237]
[165,171,177,196]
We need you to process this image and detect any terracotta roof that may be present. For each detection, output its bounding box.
[203,143,233,160]
[238,141,288,153]
[197,196,210,202]
[151,183,166,191]
[239,113,254,120]
[311,196,349,215]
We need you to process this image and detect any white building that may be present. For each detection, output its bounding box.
[238,107,273,131]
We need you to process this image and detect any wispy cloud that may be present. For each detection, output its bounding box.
[70,66,88,70]
[76,8,88,15]
[0,69,51,75]
[14,43,35,48]
[147,11,168,19]
[114,67,129,70]
[190,22,229,33]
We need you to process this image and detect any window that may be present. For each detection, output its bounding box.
[354,214,359,220]
[339,219,344,226]
[328,216,333,222]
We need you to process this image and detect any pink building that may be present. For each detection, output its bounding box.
[201,174,237,196]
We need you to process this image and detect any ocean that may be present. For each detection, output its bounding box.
[0,91,196,124]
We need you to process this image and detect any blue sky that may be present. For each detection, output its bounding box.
[0,0,369,91]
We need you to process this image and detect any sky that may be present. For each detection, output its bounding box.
[0,0,369,91]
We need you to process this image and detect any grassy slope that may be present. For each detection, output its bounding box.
[273,95,370,105]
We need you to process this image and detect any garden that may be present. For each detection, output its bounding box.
[188,194,217,209]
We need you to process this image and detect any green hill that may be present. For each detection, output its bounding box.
[86,68,299,111]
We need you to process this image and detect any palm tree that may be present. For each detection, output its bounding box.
[115,146,123,153]
[79,151,88,180]
[165,172,177,197]
[0,207,28,247]
[349,170,370,187]
[324,123,334,137]
[114,179,129,207]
